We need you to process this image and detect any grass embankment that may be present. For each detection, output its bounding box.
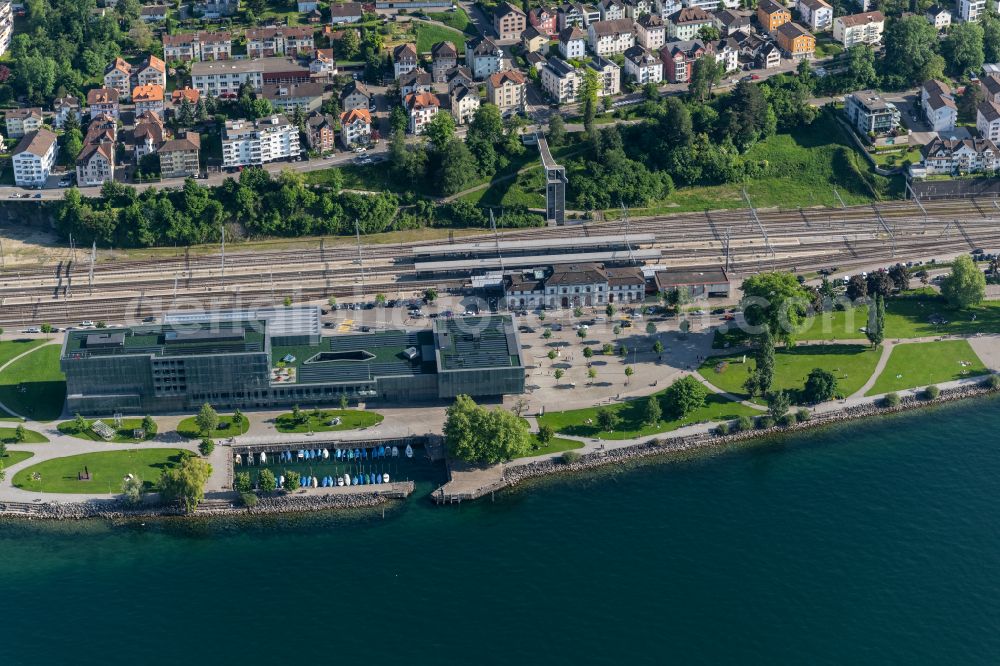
[700,345,882,403]
[57,418,154,444]
[12,448,188,494]
[414,22,468,54]
[0,427,48,443]
[0,344,65,421]
[537,392,758,441]
[274,409,383,433]
[614,120,901,216]
[426,8,476,34]
[865,340,988,396]
[177,414,250,439]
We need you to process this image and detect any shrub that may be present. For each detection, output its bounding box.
[736,415,754,432]
[779,413,797,427]
[234,471,252,494]
[198,438,215,456]
[284,470,302,491]
[240,491,258,507]
[562,450,582,464]
[884,392,901,407]
[258,469,277,492]
[986,374,1000,390]
[796,408,811,422]
[756,415,775,430]
[715,421,730,436]
[924,385,940,400]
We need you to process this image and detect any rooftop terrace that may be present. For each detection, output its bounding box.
[270,330,435,385]
[64,321,267,358]
[435,316,521,372]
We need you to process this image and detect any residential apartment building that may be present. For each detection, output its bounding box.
[141,4,169,21]
[246,26,314,58]
[977,100,1000,142]
[5,108,43,139]
[757,0,790,34]
[191,58,310,98]
[845,90,900,136]
[87,87,120,119]
[339,108,372,148]
[222,115,301,168]
[305,112,337,153]
[262,82,324,113]
[623,45,662,83]
[921,137,1000,175]
[76,140,115,187]
[310,49,338,80]
[0,1,13,58]
[450,84,480,125]
[959,0,986,22]
[775,22,815,60]
[635,13,666,50]
[133,85,165,116]
[599,0,627,20]
[921,79,956,133]
[162,31,232,61]
[712,37,740,72]
[522,25,549,51]
[625,0,654,18]
[797,0,832,32]
[559,26,588,58]
[446,66,476,93]
[542,57,581,103]
[195,0,240,17]
[925,5,951,30]
[132,111,165,160]
[329,2,364,23]
[654,0,682,19]
[494,2,527,40]
[588,18,636,56]
[340,80,371,112]
[393,43,419,79]
[982,74,1000,103]
[52,97,81,129]
[135,56,167,89]
[588,56,621,96]
[11,128,57,187]
[405,92,440,135]
[432,41,459,82]
[400,68,434,100]
[487,69,527,117]
[104,57,133,101]
[714,8,750,35]
[667,7,712,40]
[529,7,559,36]
[832,11,884,47]
[466,36,504,79]
[558,3,602,30]
[660,39,705,83]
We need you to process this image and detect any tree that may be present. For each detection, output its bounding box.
[866,294,885,348]
[232,409,244,430]
[437,138,476,196]
[721,80,775,151]
[602,343,614,354]
[744,329,775,397]
[543,329,552,339]
[554,368,564,381]
[581,66,599,142]
[843,44,878,91]
[537,424,555,447]
[577,328,587,339]
[425,111,455,152]
[547,113,566,146]
[985,12,1000,63]
[234,471,252,494]
[803,368,837,403]
[596,407,620,432]
[942,21,984,77]
[882,15,944,86]
[340,394,349,410]
[689,55,724,103]
[866,269,894,298]
[548,349,559,360]
[443,394,531,464]
[573,306,584,317]
[582,347,592,358]
[664,376,707,418]
[642,394,661,426]
[587,367,598,383]
[159,455,212,513]
[62,128,83,167]
[941,254,987,308]
[14,424,26,443]
[284,470,301,491]
[646,322,656,335]
[606,303,615,317]
[195,403,219,435]
[141,415,157,439]
[424,288,438,302]
[121,474,143,506]
[72,413,89,433]
[767,390,790,420]
[339,28,361,60]
[740,272,809,345]
[199,437,215,456]
[958,82,985,124]
[698,24,721,42]
[258,468,277,492]
[624,366,634,384]
[847,274,868,301]
[653,340,664,356]
[888,263,910,292]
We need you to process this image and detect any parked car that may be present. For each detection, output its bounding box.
[81,320,95,327]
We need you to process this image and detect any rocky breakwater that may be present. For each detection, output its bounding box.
[504,381,1000,488]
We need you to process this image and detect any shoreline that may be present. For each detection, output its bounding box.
[2,383,997,520]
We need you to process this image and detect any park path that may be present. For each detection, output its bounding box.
[0,340,62,422]
[851,342,894,398]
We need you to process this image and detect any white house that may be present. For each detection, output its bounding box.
[921,80,956,133]
[959,0,986,22]
[667,6,712,40]
[12,128,57,187]
[833,11,884,48]
[558,26,588,59]
[52,96,81,129]
[450,84,480,125]
[588,18,636,56]
[635,13,666,50]
[76,140,115,186]
[466,36,504,79]
[222,115,300,168]
[339,108,372,148]
[922,137,1000,175]
[977,100,1000,142]
[542,56,581,104]
[925,4,951,30]
[623,45,662,83]
[405,91,440,134]
[797,0,832,32]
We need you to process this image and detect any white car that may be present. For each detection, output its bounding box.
[81,320,95,328]
[22,327,40,333]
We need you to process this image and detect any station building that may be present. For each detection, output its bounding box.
[61,308,524,415]
[505,263,646,309]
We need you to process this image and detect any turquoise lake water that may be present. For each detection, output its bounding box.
[5,397,1000,664]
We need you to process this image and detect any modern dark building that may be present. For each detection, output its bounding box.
[61,308,525,415]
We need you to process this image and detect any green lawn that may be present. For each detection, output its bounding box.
[57,418,154,444]
[537,392,758,441]
[814,39,844,58]
[426,8,476,34]
[177,414,250,439]
[0,427,48,444]
[865,340,988,396]
[460,167,547,208]
[414,22,467,54]
[0,344,65,421]
[0,450,34,467]
[610,118,900,216]
[0,339,48,367]
[521,435,584,458]
[12,448,188,494]
[274,409,384,433]
[794,293,1000,342]
[701,345,882,403]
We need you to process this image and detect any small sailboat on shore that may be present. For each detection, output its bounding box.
[405,444,413,459]
[391,446,399,458]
